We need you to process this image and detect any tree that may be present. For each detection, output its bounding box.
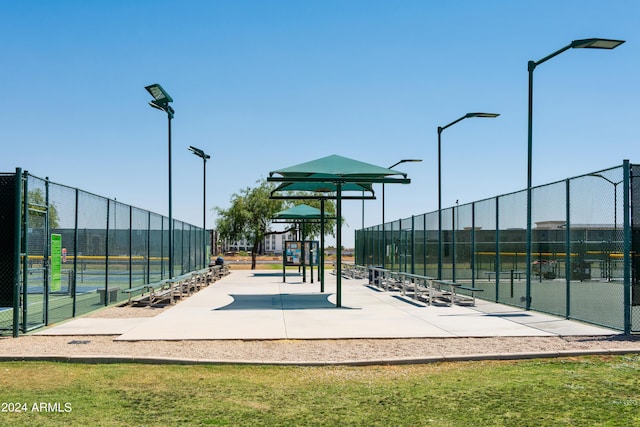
[27,188,59,230]
[215,179,286,269]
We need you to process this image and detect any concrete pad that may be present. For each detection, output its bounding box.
[111,270,619,341]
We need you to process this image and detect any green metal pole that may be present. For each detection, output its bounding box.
[623,159,631,334]
[411,215,415,275]
[565,178,571,319]
[12,168,22,337]
[104,199,110,306]
[73,188,79,317]
[302,220,306,283]
[526,61,534,311]
[44,178,50,324]
[129,205,133,289]
[168,114,173,279]
[495,196,500,302]
[320,198,325,292]
[22,172,29,333]
[438,128,443,280]
[203,156,207,268]
[471,202,476,288]
[336,182,342,307]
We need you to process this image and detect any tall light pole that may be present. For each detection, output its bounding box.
[188,145,211,268]
[526,38,624,308]
[438,112,499,279]
[145,83,175,278]
[382,159,422,268]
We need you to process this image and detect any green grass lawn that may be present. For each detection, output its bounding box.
[1,355,639,426]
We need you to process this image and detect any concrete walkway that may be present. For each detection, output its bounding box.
[36,269,618,340]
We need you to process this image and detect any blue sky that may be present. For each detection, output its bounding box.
[1,1,638,247]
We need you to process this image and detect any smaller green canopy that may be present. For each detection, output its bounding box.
[274,204,326,220]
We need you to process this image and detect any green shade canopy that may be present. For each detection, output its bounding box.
[269,154,409,184]
[267,154,412,307]
[274,204,326,220]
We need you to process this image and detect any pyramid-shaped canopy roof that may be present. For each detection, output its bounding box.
[269,154,409,184]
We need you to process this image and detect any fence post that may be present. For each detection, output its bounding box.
[104,198,110,306]
[44,177,50,325]
[411,215,415,274]
[623,159,631,334]
[565,178,571,319]
[72,188,79,318]
[471,202,476,288]
[12,168,23,337]
[495,197,500,302]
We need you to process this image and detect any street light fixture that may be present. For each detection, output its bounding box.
[188,145,211,268]
[145,83,175,278]
[525,38,624,308]
[437,112,499,279]
[381,159,422,268]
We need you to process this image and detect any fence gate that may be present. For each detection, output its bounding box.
[22,177,49,332]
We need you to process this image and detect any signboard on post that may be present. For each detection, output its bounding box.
[50,234,62,292]
[285,241,302,266]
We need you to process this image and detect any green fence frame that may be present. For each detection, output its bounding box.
[357,161,638,334]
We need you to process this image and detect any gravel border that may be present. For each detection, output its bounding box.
[2,303,640,365]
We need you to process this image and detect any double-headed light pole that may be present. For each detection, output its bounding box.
[437,112,499,279]
[145,83,175,278]
[525,38,624,308]
[188,145,211,267]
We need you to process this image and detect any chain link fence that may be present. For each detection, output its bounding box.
[357,162,637,333]
[0,170,208,336]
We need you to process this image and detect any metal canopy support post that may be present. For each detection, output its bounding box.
[321,198,325,292]
[168,115,173,279]
[336,182,342,307]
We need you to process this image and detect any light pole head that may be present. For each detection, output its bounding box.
[145,83,174,118]
[145,83,173,103]
[188,145,211,160]
[571,38,625,50]
[465,112,500,119]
